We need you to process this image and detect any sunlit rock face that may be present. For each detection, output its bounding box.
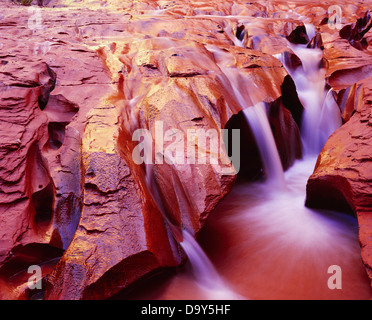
[306,76,372,283]
[0,0,371,299]
[306,7,372,285]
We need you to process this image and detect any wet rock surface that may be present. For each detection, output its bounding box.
[0,0,371,298]
[306,76,372,282]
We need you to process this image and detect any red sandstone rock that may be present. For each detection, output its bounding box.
[45,34,297,300]
[1,0,372,300]
[307,4,372,284]
[340,11,372,51]
[306,75,372,283]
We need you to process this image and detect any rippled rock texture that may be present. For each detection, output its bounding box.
[0,0,371,298]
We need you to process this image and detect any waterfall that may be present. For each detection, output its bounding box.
[142,133,243,299]
[183,34,363,299]
[180,230,244,300]
[243,103,285,187]
[207,45,286,186]
[141,27,344,300]
[277,28,342,154]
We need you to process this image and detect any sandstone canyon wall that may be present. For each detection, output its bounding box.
[0,0,371,299]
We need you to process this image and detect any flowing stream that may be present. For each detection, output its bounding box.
[276,24,342,154]
[129,155,372,300]
[132,25,372,300]
[179,230,244,300]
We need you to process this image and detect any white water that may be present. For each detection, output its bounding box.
[137,28,369,300]
[207,45,286,187]
[277,28,342,154]
[174,26,367,300]
[168,44,286,298]
[196,155,372,300]
[131,155,371,300]
[180,230,244,300]
[243,103,285,187]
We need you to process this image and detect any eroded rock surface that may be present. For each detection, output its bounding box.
[306,98,372,282]
[0,0,371,298]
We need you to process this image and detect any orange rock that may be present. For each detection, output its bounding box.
[306,99,372,284]
[4,0,372,300]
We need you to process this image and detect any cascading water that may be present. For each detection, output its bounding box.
[243,103,285,187]
[131,25,372,300]
[195,25,371,299]
[208,45,286,186]
[167,32,347,298]
[277,25,342,154]
[196,156,372,300]
[167,43,286,297]
[120,37,244,300]
[179,230,244,300]
[145,162,243,299]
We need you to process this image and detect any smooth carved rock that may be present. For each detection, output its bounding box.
[306,98,372,284]
[44,18,300,300]
[1,0,372,299]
